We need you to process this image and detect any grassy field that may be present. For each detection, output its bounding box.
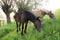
[0,9,60,40]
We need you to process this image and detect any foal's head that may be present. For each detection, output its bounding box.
[34,18,41,32]
[47,11,55,19]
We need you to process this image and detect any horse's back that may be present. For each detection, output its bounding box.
[24,10,37,22]
[32,10,45,18]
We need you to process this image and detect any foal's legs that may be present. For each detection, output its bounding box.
[24,21,28,33]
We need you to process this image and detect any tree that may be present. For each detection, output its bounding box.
[13,0,48,11]
[1,0,13,24]
[13,0,42,11]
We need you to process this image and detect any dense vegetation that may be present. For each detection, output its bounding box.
[0,9,60,40]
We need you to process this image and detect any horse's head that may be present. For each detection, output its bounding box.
[34,17,41,32]
[48,11,55,19]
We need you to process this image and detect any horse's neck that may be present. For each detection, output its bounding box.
[38,10,46,18]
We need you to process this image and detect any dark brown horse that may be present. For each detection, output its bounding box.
[14,10,41,35]
[32,9,55,20]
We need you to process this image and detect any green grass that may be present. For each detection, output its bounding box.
[0,9,60,40]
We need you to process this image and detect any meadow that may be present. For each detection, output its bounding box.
[0,9,60,40]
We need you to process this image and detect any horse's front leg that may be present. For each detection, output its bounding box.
[21,22,24,36]
[24,21,28,33]
[16,22,19,32]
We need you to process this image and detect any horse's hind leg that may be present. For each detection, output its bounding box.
[21,22,24,35]
[16,22,19,32]
[24,21,28,33]
[19,21,21,31]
